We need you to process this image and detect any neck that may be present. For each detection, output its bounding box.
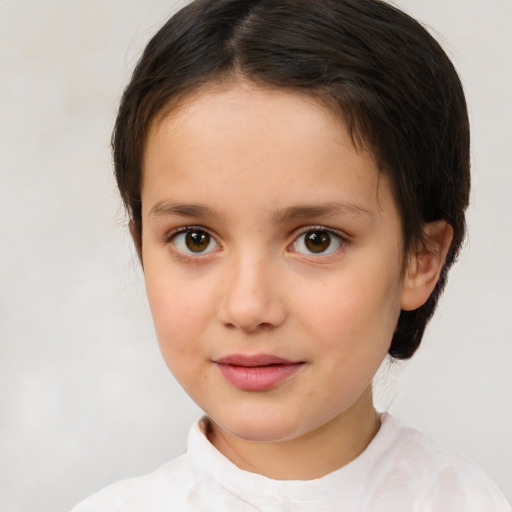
[207,387,380,480]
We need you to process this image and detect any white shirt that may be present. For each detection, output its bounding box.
[72,413,510,511]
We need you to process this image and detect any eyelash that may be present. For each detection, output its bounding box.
[164,225,347,260]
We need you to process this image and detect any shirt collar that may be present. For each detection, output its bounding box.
[187,412,399,509]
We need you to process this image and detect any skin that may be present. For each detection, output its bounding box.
[140,81,451,480]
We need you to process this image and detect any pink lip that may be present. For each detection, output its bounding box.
[213,354,304,391]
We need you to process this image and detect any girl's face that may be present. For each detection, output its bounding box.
[141,82,405,447]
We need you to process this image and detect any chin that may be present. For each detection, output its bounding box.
[213,409,306,443]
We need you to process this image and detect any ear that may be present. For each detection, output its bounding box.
[401,221,453,311]
[129,220,144,266]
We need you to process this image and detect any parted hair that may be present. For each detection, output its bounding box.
[112,0,470,359]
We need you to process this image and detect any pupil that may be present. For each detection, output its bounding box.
[305,231,330,253]
[185,231,210,252]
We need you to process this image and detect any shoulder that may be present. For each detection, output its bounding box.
[70,454,196,512]
[377,414,510,511]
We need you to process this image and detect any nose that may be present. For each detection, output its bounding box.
[216,253,286,333]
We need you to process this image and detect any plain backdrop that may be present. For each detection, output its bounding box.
[0,1,511,510]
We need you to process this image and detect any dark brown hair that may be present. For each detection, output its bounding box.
[112,0,470,359]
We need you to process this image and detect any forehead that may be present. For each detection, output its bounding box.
[146,81,354,164]
[141,82,396,224]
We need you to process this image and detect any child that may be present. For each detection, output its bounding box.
[72,0,510,510]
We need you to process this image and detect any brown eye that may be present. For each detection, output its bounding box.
[305,231,331,253]
[293,229,343,256]
[172,229,218,255]
[185,230,210,252]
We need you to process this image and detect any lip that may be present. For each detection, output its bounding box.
[213,354,305,391]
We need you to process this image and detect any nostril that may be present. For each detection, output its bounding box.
[222,320,275,333]
[256,322,275,332]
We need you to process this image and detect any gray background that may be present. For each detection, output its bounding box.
[1,1,511,510]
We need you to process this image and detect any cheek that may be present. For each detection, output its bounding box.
[295,266,402,353]
[144,268,213,359]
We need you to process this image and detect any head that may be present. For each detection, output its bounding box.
[113,0,469,358]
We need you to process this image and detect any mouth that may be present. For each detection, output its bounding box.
[212,354,305,391]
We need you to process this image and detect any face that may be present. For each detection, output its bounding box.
[141,82,406,444]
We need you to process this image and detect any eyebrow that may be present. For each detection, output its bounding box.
[272,201,374,223]
[148,199,373,223]
[148,200,219,220]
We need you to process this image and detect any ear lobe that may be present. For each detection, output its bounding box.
[401,221,453,311]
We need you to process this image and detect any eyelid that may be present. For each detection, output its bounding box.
[164,225,210,241]
[292,225,348,241]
